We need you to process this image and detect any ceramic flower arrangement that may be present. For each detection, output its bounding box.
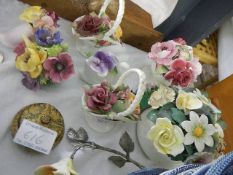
[72,13,122,47]
[71,0,125,56]
[14,6,75,90]
[148,38,202,88]
[140,85,225,162]
[83,81,141,121]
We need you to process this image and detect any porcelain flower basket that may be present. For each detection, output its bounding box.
[72,0,125,57]
[82,68,146,132]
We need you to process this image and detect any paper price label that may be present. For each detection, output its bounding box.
[13,119,57,155]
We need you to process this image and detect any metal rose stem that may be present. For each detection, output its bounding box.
[67,128,145,169]
[70,139,145,169]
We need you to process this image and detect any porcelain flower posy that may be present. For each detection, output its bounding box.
[148,39,202,88]
[181,111,216,152]
[148,85,175,109]
[14,6,75,90]
[148,118,184,156]
[35,158,78,175]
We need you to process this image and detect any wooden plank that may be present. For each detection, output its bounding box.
[19,0,163,51]
[207,74,233,153]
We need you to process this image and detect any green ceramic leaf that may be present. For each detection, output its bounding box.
[140,89,154,111]
[157,108,172,121]
[112,100,125,113]
[147,109,159,123]
[171,108,186,123]
[160,102,176,110]
[185,145,194,156]
[119,132,134,153]
[109,67,118,76]
[108,156,126,168]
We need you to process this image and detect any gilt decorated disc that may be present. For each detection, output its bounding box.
[11,103,64,148]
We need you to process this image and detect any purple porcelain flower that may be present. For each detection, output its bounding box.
[43,52,75,83]
[21,73,40,91]
[87,51,118,77]
[35,28,63,46]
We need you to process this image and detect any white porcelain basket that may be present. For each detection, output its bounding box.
[72,0,125,56]
[82,68,146,132]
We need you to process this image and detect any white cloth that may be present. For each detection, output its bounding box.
[131,0,178,27]
[0,0,155,175]
[218,17,233,81]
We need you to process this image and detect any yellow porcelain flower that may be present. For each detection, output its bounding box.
[16,47,47,78]
[176,90,203,112]
[35,158,79,175]
[148,85,175,109]
[20,6,44,23]
[113,26,122,41]
[126,91,141,118]
[148,118,184,156]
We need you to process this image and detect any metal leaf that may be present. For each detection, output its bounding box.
[108,156,126,168]
[119,132,134,154]
[67,127,88,142]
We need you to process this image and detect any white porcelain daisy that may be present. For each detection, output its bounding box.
[181,111,216,152]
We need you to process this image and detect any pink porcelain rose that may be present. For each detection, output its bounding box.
[164,59,196,87]
[149,40,178,66]
[85,82,117,112]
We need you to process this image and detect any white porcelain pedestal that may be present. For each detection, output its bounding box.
[83,108,117,133]
[137,109,183,169]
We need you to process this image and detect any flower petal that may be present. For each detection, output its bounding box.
[200,114,208,126]
[184,133,194,145]
[181,121,192,132]
[169,142,184,157]
[204,136,214,147]
[207,124,216,135]
[195,139,205,152]
[189,111,200,123]
[34,165,56,175]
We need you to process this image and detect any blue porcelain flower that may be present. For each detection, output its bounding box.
[35,28,63,46]
[87,51,118,77]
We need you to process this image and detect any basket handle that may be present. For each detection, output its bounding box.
[98,0,125,40]
[113,68,146,120]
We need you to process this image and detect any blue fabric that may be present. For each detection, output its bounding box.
[129,152,233,175]
[128,168,166,175]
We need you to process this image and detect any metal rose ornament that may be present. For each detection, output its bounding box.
[34,158,79,175]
